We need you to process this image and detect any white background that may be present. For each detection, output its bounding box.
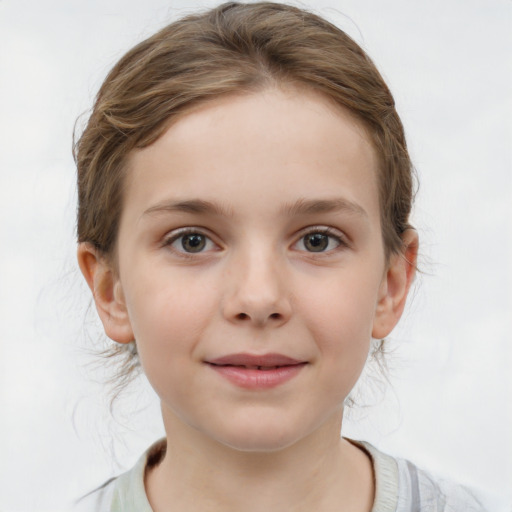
[0,1,510,510]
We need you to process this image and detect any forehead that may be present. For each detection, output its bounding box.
[124,87,380,224]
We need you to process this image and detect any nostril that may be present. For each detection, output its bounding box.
[235,312,282,321]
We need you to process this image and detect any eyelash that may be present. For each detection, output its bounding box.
[162,226,348,257]
[162,228,218,258]
[293,226,348,254]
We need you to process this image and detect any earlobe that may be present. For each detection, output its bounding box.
[77,243,134,344]
[372,230,419,339]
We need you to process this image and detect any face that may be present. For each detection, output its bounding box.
[86,88,410,452]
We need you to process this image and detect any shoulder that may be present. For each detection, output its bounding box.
[72,478,116,511]
[71,463,151,512]
[395,456,487,512]
[357,441,490,512]
[71,439,165,512]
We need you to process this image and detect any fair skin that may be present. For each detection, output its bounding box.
[79,88,417,512]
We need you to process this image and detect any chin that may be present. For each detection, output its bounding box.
[221,436,299,453]
[211,422,306,453]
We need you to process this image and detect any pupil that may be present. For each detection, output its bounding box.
[182,234,205,252]
[305,233,328,252]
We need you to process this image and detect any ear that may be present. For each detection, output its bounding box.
[77,243,134,344]
[372,230,418,339]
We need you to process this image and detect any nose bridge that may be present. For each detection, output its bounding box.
[223,239,291,326]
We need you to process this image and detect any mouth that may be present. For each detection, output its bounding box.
[213,365,284,370]
[205,353,307,389]
[207,353,305,367]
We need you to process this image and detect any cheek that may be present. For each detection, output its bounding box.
[296,268,380,376]
[122,271,220,372]
[299,268,380,336]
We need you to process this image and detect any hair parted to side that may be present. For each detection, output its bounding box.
[74,1,415,395]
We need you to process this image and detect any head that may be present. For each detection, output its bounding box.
[75,1,417,442]
[76,2,414,258]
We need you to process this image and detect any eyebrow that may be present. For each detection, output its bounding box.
[142,197,368,220]
[143,199,233,217]
[281,197,368,219]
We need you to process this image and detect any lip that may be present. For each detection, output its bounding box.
[205,353,307,390]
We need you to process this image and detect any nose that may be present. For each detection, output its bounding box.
[221,247,292,328]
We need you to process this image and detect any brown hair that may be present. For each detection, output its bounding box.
[74,1,415,392]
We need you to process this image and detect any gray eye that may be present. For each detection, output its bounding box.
[303,233,329,252]
[181,234,206,252]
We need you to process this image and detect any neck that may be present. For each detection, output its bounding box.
[145,407,374,512]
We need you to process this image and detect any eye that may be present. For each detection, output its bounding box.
[294,229,343,253]
[164,230,217,254]
[179,233,208,253]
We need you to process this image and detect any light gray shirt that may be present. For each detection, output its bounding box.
[74,439,489,511]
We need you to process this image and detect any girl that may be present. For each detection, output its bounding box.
[74,2,489,510]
